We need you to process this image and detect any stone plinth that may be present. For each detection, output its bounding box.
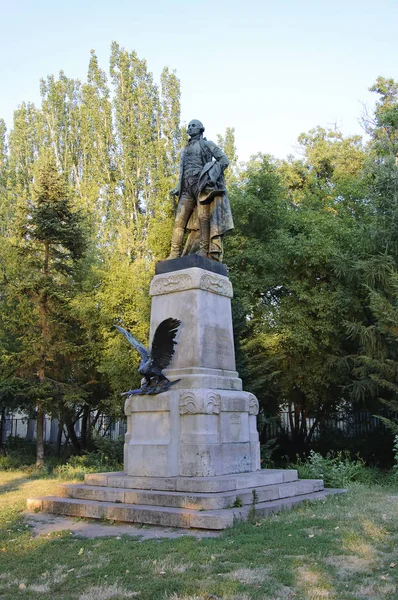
[149,266,240,389]
[123,388,260,477]
[27,259,335,529]
[123,264,260,478]
[27,470,343,530]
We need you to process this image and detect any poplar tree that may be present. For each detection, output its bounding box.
[217,127,239,185]
[1,44,182,450]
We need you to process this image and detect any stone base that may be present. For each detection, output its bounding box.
[27,265,346,530]
[123,388,260,477]
[27,469,345,530]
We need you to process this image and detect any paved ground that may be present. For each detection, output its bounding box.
[24,511,221,540]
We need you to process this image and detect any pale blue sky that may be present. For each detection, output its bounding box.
[1,0,397,160]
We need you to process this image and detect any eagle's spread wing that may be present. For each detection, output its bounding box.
[150,318,181,371]
[114,325,150,361]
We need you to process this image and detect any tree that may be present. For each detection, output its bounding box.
[226,129,370,452]
[12,150,86,465]
[340,145,398,431]
[217,127,239,185]
[363,76,398,157]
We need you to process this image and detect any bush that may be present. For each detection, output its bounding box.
[90,433,124,464]
[52,438,124,480]
[392,435,398,482]
[0,434,123,478]
[292,450,380,487]
[53,453,122,480]
[0,437,37,471]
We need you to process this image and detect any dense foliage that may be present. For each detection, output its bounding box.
[1,45,398,465]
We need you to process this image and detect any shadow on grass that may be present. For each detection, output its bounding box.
[1,482,398,600]
[0,476,31,496]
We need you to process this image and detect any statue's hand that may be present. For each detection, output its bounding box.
[169,187,179,197]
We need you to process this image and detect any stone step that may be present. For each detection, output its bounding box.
[27,488,344,530]
[57,479,323,511]
[84,469,299,493]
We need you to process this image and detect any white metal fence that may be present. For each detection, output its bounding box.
[1,415,127,445]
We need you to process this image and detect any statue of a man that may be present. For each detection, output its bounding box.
[168,119,234,262]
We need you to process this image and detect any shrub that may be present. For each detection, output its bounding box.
[293,450,378,487]
[91,433,124,464]
[0,437,37,470]
[392,435,398,480]
[53,450,122,481]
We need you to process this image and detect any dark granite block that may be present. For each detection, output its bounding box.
[156,255,228,276]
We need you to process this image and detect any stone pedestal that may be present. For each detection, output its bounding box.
[123,389,260,478]
[123,264,260,478]
[27,257,335,529]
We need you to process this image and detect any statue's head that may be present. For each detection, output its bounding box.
[187,120,204,138]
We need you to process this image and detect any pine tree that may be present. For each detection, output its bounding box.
[15,150,86,465]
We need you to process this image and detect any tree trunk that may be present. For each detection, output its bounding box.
[26,418,35,442]
[0,408,5,453]
[306,418,319,447]
[80,405,90,451]
[65,417,81,454]
[36,404,44,467]
[56,421,63,458]
[36,240,50,468]
[49,418,58,443]
[288,401,295,437]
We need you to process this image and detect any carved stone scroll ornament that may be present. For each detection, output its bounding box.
[199,274,233,298]
[179,391,198,414]
[179,390,221,415]
[124,396,133,416]
[151,274,192,295]
[205,391,221,414]
[247,393,259,416]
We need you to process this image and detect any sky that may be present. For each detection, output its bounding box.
[0,0,397,161]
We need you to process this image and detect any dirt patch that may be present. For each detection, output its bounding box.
[353,581,397,598]
[325,555,380,574]
[230,567,270,584]
[79,584,140,600]
[296,567,333,599]
[167,596,253,600]
[147,557,194,575]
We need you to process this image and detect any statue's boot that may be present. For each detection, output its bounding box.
[167,226,184,259]
[197,219,210,258]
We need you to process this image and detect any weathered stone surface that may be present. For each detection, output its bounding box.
[55,479,324,511]
[149,268,235,373]
[164,367,242,391]
[58,484,125,504]
[27,488,344,530]
[124,387,261,477]
[26,498,43,511]
[85,469,300,492]
[83,472,120,487]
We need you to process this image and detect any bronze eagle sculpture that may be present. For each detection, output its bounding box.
[115,318,181,395]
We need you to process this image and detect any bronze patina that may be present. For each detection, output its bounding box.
[115,318,181,395]
[168,120,234,262]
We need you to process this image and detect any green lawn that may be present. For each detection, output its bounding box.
[0,471,398,599]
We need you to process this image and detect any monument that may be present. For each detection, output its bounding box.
[27,120,334,529]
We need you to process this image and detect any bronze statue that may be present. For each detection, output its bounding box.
[115,318,181,395]
[168,120,234,262]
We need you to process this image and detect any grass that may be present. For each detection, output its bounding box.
[0,470,398,599]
